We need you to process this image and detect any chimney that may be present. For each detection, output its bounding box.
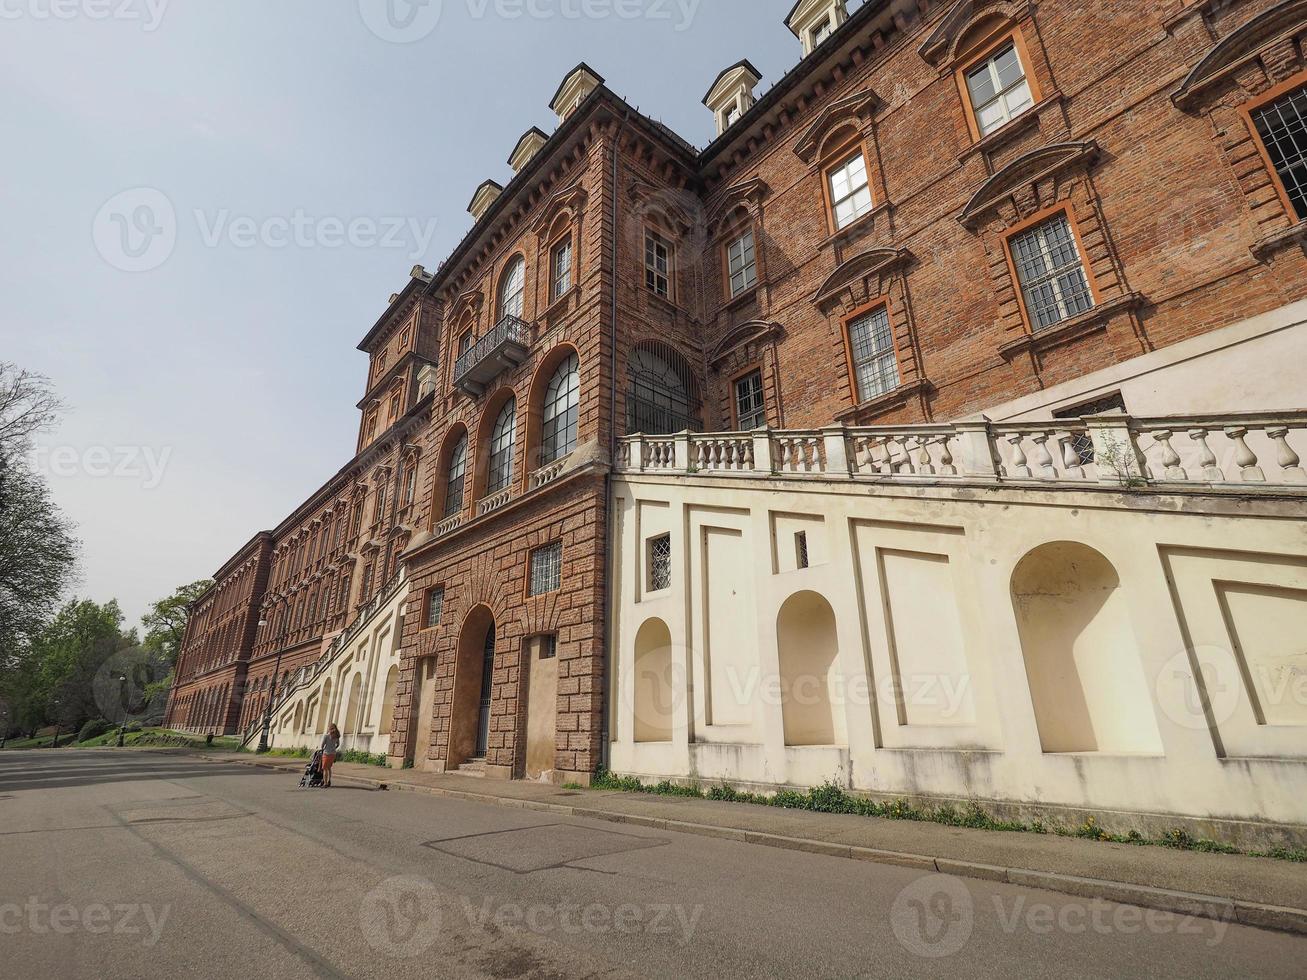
[785,0,849,56]
[508,127,549,173]
[704,60,763,137]
[468,180,504,222]
[549,63,604,124]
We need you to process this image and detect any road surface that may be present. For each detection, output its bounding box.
[0,750,1302,978]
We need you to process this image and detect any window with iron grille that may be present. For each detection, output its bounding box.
[727,230,758,297]
[444,433,467,518]
[1251,83,1307,221]
[552,237,573,301]
[648,534,672,592]
[645,230,672,298]
[529,542,562,596]
[537,634,557,660]
[626,345,701,435]
[1008,214,1094,331]
[734,369,766,430]
[795,531,810,570]
[541,353,580,463]
[847,305,900,403]
[425,587,444,628]
[1052,392,1126,465]
[487,398,517,494]
[965,41,1034,137]
[828,150,872,229]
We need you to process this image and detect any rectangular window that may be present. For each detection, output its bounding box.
[965,41,1034,137]
[425,587,444,628]
[795,531,810,570]
[645,230,672,298]
[648,533,672,592]
[389,393,401,421]
[403,465,417,506]
[1008,213,1094,331]
[811,17,833,48]
[457,331,472,358]
[1052,392,1126,466]
[723,103,741,128]
[551,237,573,301]
[733,369,766,430]
[1251,83,1307,221]
[537,634,557,660]
[846,305,900,403]
[374,484,387,524]
[827,150,873,230]
[726,230,758,297]
[529,542,562,597]
[360,563,374,602]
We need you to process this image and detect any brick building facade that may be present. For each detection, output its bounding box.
[168,0,1307,786]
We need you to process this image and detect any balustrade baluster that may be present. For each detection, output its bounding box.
[1187,428,1224,482]
[1058,434,1085,480]
[1224,426,1265,482]
[1152,430,1187,481]
[1267,427,1307,483]
[937,436,957,476]
[1007,434,1032,478]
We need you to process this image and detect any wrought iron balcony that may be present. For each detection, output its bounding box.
[454,314,531,396]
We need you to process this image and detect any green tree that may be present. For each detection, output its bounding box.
[30,599,137,732]
[139,579,211,712]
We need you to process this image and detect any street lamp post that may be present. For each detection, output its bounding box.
[116,675,128,748]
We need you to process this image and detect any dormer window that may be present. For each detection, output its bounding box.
[723,104,741,129]
[809,16,833,49]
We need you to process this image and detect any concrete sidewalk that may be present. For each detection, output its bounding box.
[179,749,1307,935]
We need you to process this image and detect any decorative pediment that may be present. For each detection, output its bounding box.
[1172,0,1307,109]
[449,286,485,323]
[706,177,771,230]
[709,320,783,366]
[794,89,881,162]
[958,141,1099,228]
[532,180,589,236]
[812,248,912,307]
[626,178,697,235]
[918,0,1032,66]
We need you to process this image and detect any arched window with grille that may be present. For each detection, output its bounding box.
[541,353,580,463]
[626,344,701,435]
[487,398,517,493]
[498,256,526,321]
[444,433,467,519]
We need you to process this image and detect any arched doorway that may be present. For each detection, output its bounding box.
[450,606,498,769]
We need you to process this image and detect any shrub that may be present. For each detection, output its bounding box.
[78,719,113,743]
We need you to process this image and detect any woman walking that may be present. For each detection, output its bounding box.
[321,724,340,788]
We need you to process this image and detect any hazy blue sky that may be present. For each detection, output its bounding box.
[1,0,828,628]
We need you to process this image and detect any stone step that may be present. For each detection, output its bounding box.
[456,757,486,778]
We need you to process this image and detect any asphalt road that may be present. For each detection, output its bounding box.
[0,751,1303,979]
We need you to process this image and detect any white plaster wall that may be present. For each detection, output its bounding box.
[267,583,409,758]
[609,474,1307,826]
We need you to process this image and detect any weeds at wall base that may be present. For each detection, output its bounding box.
[588,771,1307,863]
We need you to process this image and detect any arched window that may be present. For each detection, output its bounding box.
[487,398,517,494]
[444,433,468,519]
[541,353,580,463]
[498,256,526,321]
[627,344,701,435]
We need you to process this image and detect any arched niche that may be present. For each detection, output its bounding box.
[776,590,844,747]
[343,673,363,734]
[633,617,675,743]
[315,677,333,735]
[1011,542,1162,754]
[379,665,399,734]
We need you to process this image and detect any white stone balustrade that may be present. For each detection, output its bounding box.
[615,413,1307,491]
[476,487,513,517]
[529,457,570,489]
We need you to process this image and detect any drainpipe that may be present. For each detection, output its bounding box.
[601,109,632,776]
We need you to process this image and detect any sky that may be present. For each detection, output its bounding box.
[0,0,828,630]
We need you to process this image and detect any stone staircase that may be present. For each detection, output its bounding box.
[455,757,486,778]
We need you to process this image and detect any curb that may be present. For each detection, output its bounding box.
[186,752,1307,937]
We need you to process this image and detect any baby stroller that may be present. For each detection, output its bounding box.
[299,750,325,789]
